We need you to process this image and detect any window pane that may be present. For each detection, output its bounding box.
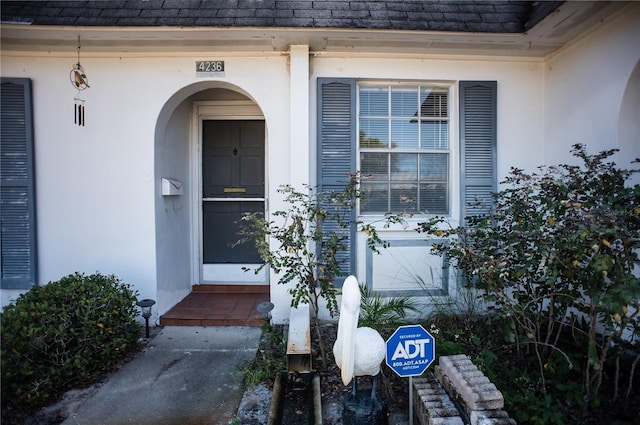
[361,182,388,214]
[391,87,418,117]
[420,89,448,118]
[391,183,418,213]
[421,121,448,149]
[391,119,418,149]
[391,153,417,181]
[360,86,388,116]
[420,183,448,214]
[420,153,448,182]
[360,152,388,180]
[359,119,389,148]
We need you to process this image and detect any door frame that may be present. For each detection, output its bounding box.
[191,100,267,284]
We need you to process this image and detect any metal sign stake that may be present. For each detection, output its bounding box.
[409,375,413,424]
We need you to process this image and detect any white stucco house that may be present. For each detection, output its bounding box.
[1,1,638,325]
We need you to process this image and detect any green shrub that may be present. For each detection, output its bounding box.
[420,144,640,413]
[1,272,140,408]
[358,283,420,331]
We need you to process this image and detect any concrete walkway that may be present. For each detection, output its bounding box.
[61,326,262,425]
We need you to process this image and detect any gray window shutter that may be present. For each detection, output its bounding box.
[1,78,37,289]
[317,78,356,286]
[459,81,497,220]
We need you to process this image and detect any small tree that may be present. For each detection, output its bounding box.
[420,144,640,406]
[236,173,404,366]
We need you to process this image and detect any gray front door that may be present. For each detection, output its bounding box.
[202,119,264,282]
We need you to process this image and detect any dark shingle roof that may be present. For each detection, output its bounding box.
[0,1,562,33]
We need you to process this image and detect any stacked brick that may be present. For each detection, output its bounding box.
[413,354,516,425]
[413,373,464,425]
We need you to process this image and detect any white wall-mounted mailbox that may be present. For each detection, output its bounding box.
[161,177,183,196]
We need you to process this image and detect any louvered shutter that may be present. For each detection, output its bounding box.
[1,78,37,289]
[459,81,497,220]
[317,78,356,286]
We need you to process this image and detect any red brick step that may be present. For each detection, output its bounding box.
[160,284,270,327]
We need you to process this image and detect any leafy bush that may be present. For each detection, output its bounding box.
[1,272,140,408]
[236,173,403,366]
[420,145,640,416]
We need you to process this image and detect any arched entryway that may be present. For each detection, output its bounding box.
[154,82,269,326]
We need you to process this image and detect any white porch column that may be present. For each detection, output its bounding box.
[289,44,310,189]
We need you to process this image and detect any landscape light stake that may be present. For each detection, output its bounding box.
[137,299,156,338]
[256,301,274,324]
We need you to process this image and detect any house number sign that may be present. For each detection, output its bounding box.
[196,60,225,77]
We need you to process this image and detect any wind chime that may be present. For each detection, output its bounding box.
[70,36,89,126]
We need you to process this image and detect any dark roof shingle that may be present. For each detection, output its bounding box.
[0,1,562,33]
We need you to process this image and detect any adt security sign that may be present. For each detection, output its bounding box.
[385,324,435,377]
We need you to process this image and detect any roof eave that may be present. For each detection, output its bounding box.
[0,25,562,57]
[0,2,632,58]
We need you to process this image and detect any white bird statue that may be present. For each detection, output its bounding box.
[333,275,386,399]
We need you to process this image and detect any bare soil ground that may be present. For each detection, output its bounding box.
[235,322,412,425]
[315,322,411,424]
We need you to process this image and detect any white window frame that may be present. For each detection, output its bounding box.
[356,81,454,219]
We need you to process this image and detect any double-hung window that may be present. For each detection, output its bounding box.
[317,78,496,283]
[358,84,449,215]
